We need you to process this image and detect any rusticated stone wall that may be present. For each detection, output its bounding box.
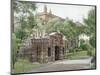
[19,32,68,63]
[30,32,67,63]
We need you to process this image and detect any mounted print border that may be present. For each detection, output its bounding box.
[11,0,96,74]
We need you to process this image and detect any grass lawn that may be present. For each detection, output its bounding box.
[67,50,95,60]
[91,49,96,56]
[12,59,40,73]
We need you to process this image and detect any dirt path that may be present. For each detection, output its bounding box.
[27,57,92,73]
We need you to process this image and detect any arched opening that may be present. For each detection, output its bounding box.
[36,46,41,62]
[48,47,51,56]
[55,46,60,60]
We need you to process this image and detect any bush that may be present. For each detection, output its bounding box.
[69,49,73,53]
[89,36,96,48]
[87,50,92,56]
[69,47,82,53]
[74,48,82,52]
[80,43,91,51]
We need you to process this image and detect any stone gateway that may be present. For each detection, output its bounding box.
[19,32,67,63]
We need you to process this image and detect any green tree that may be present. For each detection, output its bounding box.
[62,19,85,39]
[63,19,77,38]
[13,0,36,14]
[46,18,63,33]
[12,33,18,69]
[13,0,37,40]
[84,9,96,36]
[12,1,37,69]
[89,35,96,48]
[84,8,96,48]
[46,18,85,40]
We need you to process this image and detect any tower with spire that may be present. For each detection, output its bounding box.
[44,5,47,14]
[36,5,64,25]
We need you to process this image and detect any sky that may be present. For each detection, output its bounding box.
[35,3,95,24]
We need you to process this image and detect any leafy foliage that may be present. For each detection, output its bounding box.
[84,9,96,48]
[13,0,36,14]
[80,43,89,50]
[13,0,37,40]
[46,18,63,33]
[12,0,37,68]
[12,33,18,69]
[84,9,96,36]
[46,18,85,39]
[89,36,96,48]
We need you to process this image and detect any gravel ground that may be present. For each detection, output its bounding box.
[26,57,92,73]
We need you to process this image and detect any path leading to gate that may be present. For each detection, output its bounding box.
[27,57,92,73]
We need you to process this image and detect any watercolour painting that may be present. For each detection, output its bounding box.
[11,0,96,74]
